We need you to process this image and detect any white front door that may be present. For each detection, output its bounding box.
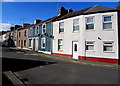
[72,41,78,59]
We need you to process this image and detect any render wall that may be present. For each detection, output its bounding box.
[53,12,118,60]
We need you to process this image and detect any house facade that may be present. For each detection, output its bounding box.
[38,21,53,54]
[52,5,119,64]
[38,7,72,54]
[28,19,41,51]
[17,24,30,49]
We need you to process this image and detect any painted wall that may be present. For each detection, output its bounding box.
[38,22,52,53]
[53,12,118,63]
[17,28,28,49]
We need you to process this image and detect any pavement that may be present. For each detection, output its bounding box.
[10,47,119,69]
[2,47,120,85]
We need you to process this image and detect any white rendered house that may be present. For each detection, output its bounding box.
[52,5,120,64]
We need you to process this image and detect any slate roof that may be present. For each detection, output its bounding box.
[55,5,116,21]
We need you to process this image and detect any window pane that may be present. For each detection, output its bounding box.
[104,46,112,51]
[86,45,94,50]
[43,28,46,33]
[42,38,45,48]
[43,25,45,28]
[87,42,93,44]
[104,16,111,22]
[87,17,93,23]
[60,28,64,32]
[74,44,77,51]
[73,26,79,31]
[58,45,63,50]
[86,24,94,29]
[43,43,45,47]
[60,23,64,27]
[103,23,112,29]
[104,42,112,44]
[73,19,79,25]
[58,39,62,45]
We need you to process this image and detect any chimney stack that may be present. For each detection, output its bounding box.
[22,23,30,28]
[68,8,73,13]
[34,19,42,24]
[58,7,68,16]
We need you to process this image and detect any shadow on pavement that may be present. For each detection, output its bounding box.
[2,57,57,72]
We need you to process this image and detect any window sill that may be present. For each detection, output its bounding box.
[72,31,80,33]
[103,29,114,31]
[86,50,95,52]
[58,50,63,52]
[86,29,95,31]
[59,32,64,34]
[41,47,45,49]
[103,51,115,53]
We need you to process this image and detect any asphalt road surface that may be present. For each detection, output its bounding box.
[1,47,119,85]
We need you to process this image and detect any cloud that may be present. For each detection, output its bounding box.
[0,23,12,31]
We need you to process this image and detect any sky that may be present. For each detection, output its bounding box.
[0,2,119,31]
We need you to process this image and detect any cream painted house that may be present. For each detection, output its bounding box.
[52,5,120,64]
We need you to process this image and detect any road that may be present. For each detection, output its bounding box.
[1,47,119,85]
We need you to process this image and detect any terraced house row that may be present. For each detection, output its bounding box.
[1,5,120,64]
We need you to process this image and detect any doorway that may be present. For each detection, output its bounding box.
[72,41,78,59]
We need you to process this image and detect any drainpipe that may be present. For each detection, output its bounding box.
[84,39,86,60]
[51,22,53,54]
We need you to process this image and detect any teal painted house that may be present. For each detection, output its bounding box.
[38,16,58,54]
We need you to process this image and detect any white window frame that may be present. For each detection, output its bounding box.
[29,28,32,36]
[86,41,95,51]
[59,22,64,33]
[73,18,80,32]
[42,24,46,34]
[36,26,39,35]
[41,37,46,49]
[103,15,113,30]
[103,41,114,52]
[86,17,94,30]
[58,39,63,51]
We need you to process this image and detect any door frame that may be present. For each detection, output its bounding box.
[72,41,79,59]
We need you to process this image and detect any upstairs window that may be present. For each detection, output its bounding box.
[24,30,27,36]
[103,16,112,30]
[59,22,64,33]
[86,17,94,30]
[29,28,32,36]
[73,19,79,31]
[19,32,21,37]
[42,24,46,34]
[58,39,63,51]
[103,42,114,52]
[36,26,39,35]
[86,41,94,51]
